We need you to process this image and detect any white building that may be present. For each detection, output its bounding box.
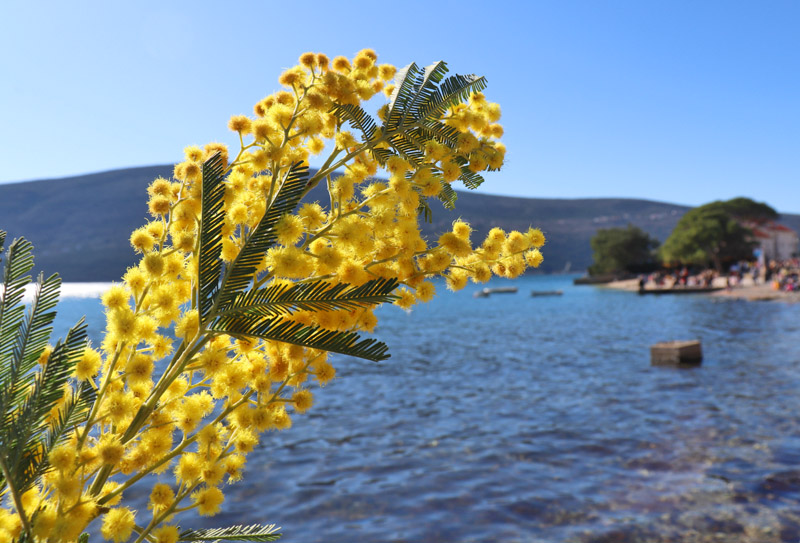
[750,222,799,261]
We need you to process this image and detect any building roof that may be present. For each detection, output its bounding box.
[743,220,798,238]
[751,228,772,239]
[771,223,795,233]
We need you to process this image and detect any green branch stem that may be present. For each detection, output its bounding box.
[0,455,33,540]
[131,484,198,543]
[98,388,254,507]
[77,340,129,450]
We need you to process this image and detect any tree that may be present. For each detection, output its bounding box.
[659,201,757,271]
[588,224,660,276]
[0,50,544,542]
[711,197,778,223]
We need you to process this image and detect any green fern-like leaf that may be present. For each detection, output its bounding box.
[0,238,35,379]
[415,72,487,123]
[387,133,426,167]
[214,163,308,309]
[198,152,228,323]
[404,61,450,124]
[370,147,394,167]
[16,376,96,495]
[332,103,378,143]
[418,198,434,223]
[0,236,37,493]
[386,61,487,136]
[1,273,61,426]
[452,154,486,190]
[381,62,490,194]
[3,318,88,494]
[219,277,399,318]
[45,378,96,449]
[386,62,449,132]
[178,523,281,542]
[0,233,92,503]
[211,315,391,362]
[386,62,421,129]
[437,182,458,210]
[413,120,462,149]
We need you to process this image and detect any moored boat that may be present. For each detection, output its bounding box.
[531,290,563,297]
[474,286,518,298]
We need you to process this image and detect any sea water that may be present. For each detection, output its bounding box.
[51,276,800,542]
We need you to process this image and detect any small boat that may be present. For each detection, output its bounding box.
[473,286,518,298]
[531,290,563,297]
[573,273,635,285]
[638,286,724,295]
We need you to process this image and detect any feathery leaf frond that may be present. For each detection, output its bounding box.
[370,147,394,167]
[380,61,490,195]
[416,73,487,122]
[412,121,461,149]
[219,277,399,318]
[216,163,308,308]
[332,103,378,143]
[386,62,420,129]
[21,377,96,489]
[437,182,458,210]
[179,523,281,542]
[1,273,61,420]
[0,234,91,506]
[418,198,434,223]
[0,238,35,373]
[198,153,228,323]
[404,61,450,123]
[46,378,96,449]
[2,318,88,493]
[386,61,487,137]
[386,62,449,132]
[211,315,390,362]
[452,155,486,190]
[387,134,425,167]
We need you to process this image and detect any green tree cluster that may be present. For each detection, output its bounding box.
[659,197,776,271]
[588,224,660,276]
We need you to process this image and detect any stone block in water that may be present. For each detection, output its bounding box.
[650,340,703,366]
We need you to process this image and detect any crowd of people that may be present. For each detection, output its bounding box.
[638,258,800,292]
[766,258,800,292]
[640,268,717,289]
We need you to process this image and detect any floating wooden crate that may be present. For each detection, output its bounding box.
[650,340,702,366]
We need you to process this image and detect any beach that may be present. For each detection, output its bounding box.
[602,276,800,303]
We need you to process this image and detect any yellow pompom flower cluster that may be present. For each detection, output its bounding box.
[2,50,543,542]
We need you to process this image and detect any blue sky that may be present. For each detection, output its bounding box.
[1,1,798,212]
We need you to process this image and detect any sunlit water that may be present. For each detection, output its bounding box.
[53,276,800,542]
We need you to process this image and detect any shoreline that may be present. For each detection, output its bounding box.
[601,277,800,303]
[0,282,114,301]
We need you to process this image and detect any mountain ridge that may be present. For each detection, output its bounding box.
[1,165,797,280]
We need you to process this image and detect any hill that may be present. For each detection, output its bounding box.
[1,165,797,280]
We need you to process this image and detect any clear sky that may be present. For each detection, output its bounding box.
[1,1,798,212]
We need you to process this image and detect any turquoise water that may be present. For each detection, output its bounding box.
[54,276,800,542]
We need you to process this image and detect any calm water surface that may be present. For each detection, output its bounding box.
[55,275,800,542]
